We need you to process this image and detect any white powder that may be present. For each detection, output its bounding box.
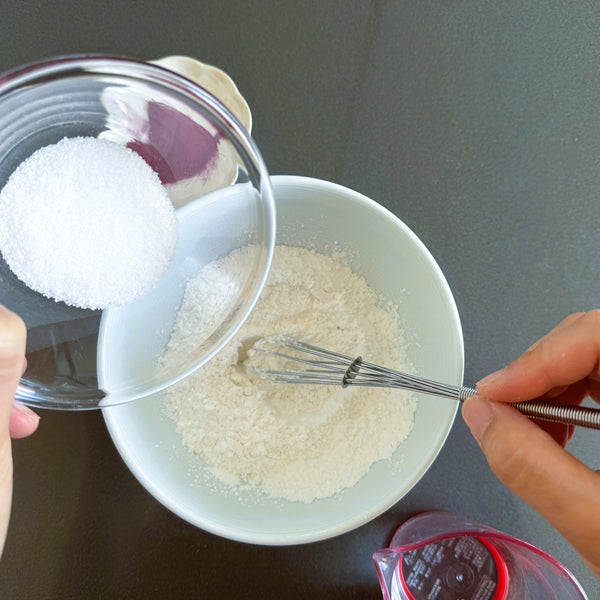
[161,246,257,367]
[0,136,177,309]
[164,245,416,503]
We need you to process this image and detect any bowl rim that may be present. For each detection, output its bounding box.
[103,174,464,545]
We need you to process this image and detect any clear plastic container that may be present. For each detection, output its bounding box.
[373,511,588,599]
[0,55,275,409]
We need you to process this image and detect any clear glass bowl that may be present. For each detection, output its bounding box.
[0,55,275,409]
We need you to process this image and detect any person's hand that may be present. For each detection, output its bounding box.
[0,305,39,556]
[462,310,600,581]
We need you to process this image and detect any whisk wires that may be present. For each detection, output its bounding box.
[247,336,600,430]
[249,337,476,401]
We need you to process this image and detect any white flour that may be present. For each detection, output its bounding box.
[164,245,416,503]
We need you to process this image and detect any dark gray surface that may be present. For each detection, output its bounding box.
[1,1,599,597]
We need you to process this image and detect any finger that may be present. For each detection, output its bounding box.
[0,306,27,430]
[589,377,600,404]
[534,420,572,447]
[463,395,600,579]
[477,310,600,403]
[530,380,589,445]
[0,305,27,556]
[9,403,39,439]
[9,357,38,439]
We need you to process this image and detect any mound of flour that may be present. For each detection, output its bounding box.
[164,245,416,503]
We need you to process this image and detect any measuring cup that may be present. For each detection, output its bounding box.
[373,511,588,599]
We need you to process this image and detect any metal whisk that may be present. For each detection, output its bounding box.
[247,336,600,430]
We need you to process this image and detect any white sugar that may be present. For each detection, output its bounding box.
[0,137,177,309]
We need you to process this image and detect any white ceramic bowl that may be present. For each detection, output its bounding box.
[103,175,464,545]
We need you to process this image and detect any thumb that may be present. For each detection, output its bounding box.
[0,305,26,556]
[462,395,600,579]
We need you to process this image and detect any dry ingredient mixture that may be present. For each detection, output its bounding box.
[0,136,177,309]
[164,245,416,503]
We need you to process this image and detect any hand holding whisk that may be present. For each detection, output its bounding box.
[245,336,600,430]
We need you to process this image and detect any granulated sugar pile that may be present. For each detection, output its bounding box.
[0,136,177,309]
[164,245,416,503]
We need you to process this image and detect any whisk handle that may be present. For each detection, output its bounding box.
[458,386,600,430]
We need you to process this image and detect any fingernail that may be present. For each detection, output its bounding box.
[462,396,495,443]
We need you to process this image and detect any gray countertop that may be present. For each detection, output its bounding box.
[1,1,599,597]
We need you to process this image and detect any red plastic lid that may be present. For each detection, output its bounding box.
[397,536,509,600]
